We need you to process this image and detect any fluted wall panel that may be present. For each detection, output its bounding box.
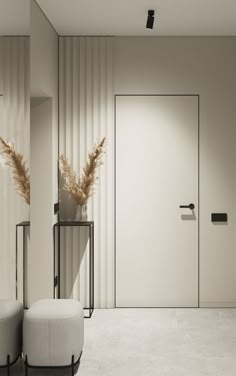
[59,37,114,308]
[0,37,30,300]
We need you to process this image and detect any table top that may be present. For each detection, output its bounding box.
[16,221,94,227]
[16,221,30,226]
[54,221,94,227]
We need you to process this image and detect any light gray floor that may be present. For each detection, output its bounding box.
[2,309,236,376]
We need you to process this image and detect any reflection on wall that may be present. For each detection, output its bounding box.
[0,37,30,299]
[59,37,114,308]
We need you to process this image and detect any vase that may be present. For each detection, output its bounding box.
[75,204,87,222]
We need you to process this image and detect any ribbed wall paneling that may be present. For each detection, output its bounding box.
[59,37,114,308]
[0,37,30,300]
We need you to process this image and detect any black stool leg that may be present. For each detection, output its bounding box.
[7,355,10,376]
[71,355,75,376]
[25,356,28,376]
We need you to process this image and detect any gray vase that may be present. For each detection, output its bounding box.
[75,204,87,222]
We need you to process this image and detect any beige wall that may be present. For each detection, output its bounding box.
[29,0,58,305]
[59,36,236,307]
[114,37,236,306]
[59,37,114,308]
[0,37,30,300]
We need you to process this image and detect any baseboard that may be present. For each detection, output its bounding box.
[200,302,236,308]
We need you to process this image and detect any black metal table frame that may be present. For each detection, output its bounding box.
[16,221,30,309]
[24,352,82,376]
[53,221,94,318]
[0,354,21,376]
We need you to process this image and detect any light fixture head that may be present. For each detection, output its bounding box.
[146,9,155,29]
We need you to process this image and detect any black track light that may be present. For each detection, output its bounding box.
[146,10,155,29]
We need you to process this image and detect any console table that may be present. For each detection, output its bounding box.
[53,221,94,318]
[16,221,30,308]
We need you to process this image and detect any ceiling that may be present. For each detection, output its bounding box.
[0,0,29,35]
[36,0,236,36]
[0,0,235,37]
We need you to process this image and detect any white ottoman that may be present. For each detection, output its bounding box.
[0,300,23,371]
[23,299,84,374]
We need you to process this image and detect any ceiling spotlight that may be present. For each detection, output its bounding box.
[146,10,155,29]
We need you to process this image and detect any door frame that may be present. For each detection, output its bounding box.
[114,94,200,308]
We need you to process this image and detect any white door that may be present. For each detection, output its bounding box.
[116,95,199,307]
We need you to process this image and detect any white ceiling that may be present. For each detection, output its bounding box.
[0,0,29,35]
[36,0,236,36]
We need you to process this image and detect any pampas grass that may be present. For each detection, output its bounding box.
[0,137,30,205]
[60,137,106,206]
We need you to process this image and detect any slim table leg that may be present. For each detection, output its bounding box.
[91,224,94,314]
[7,355,10,376]
[71,355,75,376]
[58,226,61,298]
[23,227,26,308]
[53,225,56,298]
[25,356,28,376]
[89,226,92,316]
[16,226,18,300]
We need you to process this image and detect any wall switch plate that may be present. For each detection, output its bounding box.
[211,213,227,222]
[54,202,59,215]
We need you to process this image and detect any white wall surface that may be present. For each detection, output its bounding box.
[30,98,53,302]
[0,37,30,299]
[0,37,29,300]
[59,37,114,308]
[29,0,58,305]
[59,36,236,307]
[114,37,236,306]
[0,0,30,36]
[30,0,58,209]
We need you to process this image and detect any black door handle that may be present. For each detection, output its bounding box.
[179,203,195,210]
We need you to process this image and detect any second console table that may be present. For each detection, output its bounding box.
[53,221,94,318]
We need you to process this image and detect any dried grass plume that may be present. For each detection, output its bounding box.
[60,137,106,205]
[0,137,30,205]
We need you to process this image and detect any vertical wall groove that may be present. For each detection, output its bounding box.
[0,37,30,300]
[59,36,114,308]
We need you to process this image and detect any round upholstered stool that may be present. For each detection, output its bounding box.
[0,300,23,374]
[23,299,84,375]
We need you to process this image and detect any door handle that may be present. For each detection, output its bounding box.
[179,203,195,210]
